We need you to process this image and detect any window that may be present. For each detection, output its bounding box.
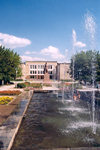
[30,65,32,69]
[41,65,44,69]
[48,65,52,69]
[30,71,32,74]
[35,65,37,69]
[35,71,37,74]
[30,75,34,79]
[38,65,40,69]
[48,71,52,74]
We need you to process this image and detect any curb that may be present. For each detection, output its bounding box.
[7,90,33,150]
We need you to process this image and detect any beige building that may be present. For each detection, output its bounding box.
[21,61,71,81]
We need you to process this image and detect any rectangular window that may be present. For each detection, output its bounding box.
[48,65,52,69]
[30,75,34,78]
[30,71,32,74]
[38,65,40,69]
[35,71,37,74]
[35,65,37,69]
[30,65,32,69]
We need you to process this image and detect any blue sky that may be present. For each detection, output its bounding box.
[0,0,100,62]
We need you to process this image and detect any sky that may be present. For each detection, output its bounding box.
[0,0,100,62]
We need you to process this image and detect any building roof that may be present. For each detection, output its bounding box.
[25,61,58,63]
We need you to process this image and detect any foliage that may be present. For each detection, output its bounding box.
[17,83,26,88]
[96,52,100,81]
[17,82,42,88]
[70,50,99,84]
[0,96,13,105]
[0,90,21,95]
[13,79,23,81]
[0,46,21,84]
[43,83,52,87]
[29,83,42,88]
[61,79,73,82]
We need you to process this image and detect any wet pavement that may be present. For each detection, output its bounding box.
[0,91,33,150]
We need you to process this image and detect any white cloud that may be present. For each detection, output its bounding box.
[72,29,86,48]
[0,33,31,49]
[22,46,69,62]
[40,46,65,60]
[20,55,46,62]
[25,51,37,55]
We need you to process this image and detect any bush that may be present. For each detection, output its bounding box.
[24,82,30,86]
[0,90,21,95]
[43,83,52,87]
[30,83,42,88]
[15,79,23,81]
[17,83,26,88]
[61,79,73,82]
[16,82,42,88]
[0,96,13,105]
[9,82,14,84]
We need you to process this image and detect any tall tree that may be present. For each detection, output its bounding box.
[0,46,21,84]
[70,50,98,84]
[96,51,100,82]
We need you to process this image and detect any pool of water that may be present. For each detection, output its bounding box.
[12,91,100,149]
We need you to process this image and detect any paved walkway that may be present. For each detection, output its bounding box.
[0,84,23,91]
[43,86,59,91]
[0,85,15,91]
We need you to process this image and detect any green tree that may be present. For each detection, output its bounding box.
[96,51,100,82]
[70,50,98,84]
[0,46,21,84]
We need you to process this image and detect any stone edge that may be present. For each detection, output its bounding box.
[7,90,33,150]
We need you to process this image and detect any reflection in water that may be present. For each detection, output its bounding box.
[12,91,100,150]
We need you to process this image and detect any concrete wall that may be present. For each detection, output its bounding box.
[59,63,71,80]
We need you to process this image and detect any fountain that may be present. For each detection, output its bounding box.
[85,11,96,134]
[62,63,66,102]
[2,12,100,150]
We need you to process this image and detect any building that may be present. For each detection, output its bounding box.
[21,61,71,81]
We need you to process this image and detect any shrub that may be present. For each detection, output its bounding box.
[43,83,52,87]
[15,79,23,81]
[17,83,26,88]
[65,82,72,86]
[0,90,21,95]
[24,82,30,86]
[61,79,73,82]
[30,83,42,88]
[17,82,42,88]
[0,96,13,105]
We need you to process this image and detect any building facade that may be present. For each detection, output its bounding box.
[21,61,71,81]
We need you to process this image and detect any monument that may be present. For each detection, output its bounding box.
[43,62,50,82]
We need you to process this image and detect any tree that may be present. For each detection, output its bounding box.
[96,51,100,82]
[0,46,21,84]
[70,50,98,84]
